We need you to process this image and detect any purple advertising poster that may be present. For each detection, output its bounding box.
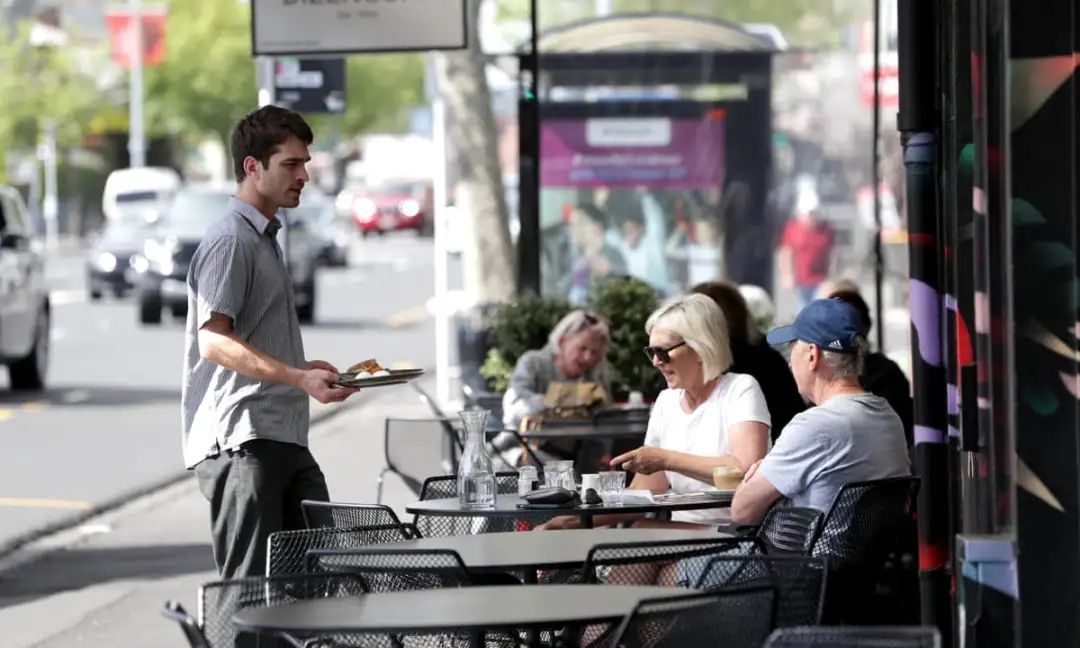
[540,116,725,188]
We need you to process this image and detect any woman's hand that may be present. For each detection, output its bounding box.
[535,515,579,531]
[611,447,669,475]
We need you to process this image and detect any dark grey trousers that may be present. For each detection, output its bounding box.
[195,439,330,579]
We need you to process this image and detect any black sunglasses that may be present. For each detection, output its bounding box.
[643,341,687,363]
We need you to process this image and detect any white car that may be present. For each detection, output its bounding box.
[0,185,50,390]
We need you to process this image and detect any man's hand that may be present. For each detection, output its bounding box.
[610,447,668,475]
[306,359,338,373]
[296,368,359,404]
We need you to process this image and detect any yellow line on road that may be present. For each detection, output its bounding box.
[0,409,13,421]
[0,497,92,510]
[386,306,429,329]
[21,401,44,412]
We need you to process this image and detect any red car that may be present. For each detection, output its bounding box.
[351,182,431,236]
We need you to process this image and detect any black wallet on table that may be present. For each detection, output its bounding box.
[517,487,580,509]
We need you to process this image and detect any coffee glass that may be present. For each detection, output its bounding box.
[712,465,744,490]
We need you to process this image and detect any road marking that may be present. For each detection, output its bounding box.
[49,289,87,306]
[0,497,92,510]
[386,306,429,329]
[0,409,13,422]
[20,401,44,412]
[61,389,90,404]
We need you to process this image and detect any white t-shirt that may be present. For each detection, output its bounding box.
[645,372,772,523]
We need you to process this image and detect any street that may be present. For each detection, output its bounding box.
[0,233,437,552]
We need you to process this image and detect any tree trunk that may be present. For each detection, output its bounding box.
[435,0,515,304]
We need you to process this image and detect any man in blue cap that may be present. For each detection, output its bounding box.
[730,298,910,524]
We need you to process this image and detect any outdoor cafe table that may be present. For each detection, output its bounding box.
[233,584,687,640]
[406,492,733,529]
[515,417,650,441]
[364,528,718,583]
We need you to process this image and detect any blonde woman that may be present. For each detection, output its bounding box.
[541,293,771,529]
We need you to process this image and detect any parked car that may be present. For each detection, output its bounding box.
[102,166,180,224]
[350,181,431,236]
[297,194,350,267]
[86,211,159,299]
[0,185,49,390]
[134,186,320,325]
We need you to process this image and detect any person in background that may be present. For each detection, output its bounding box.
[827,289,914,448]
[731,299,910,525]
[606,190,671,295]
[692,281,805,442]
[567,203,627,305]
[540,294,771,530]
[777,189,835,308]
[501,311,612,462]
[739,284,776,340]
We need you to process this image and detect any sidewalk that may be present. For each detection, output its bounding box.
[0,383,433,647]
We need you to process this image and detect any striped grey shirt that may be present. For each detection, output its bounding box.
[180,197,308,469]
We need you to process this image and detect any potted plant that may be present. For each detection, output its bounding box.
[587,276,662,401]
[479,295,571,392]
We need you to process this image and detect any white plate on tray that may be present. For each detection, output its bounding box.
[335,368,425,388]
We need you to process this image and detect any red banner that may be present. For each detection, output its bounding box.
[106,9,167,68]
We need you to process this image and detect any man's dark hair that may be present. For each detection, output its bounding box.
[690,280,750,343]
[230,105,313,182]
[829,289,873,334]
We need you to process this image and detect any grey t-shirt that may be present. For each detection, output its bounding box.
[758,392,910,512]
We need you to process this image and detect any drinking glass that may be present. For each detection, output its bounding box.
[599,470,627,506]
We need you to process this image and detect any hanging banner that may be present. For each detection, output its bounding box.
[251,0,467,56]
[105,7,167,69]
[274,58,347,114]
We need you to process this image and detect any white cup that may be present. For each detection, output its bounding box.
[627,391,645,407]
[581,473,600,495]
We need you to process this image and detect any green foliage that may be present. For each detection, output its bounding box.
[588,277,660,397]
[145,0,425,153]
[478,295,572,391]
[0,23,105,173]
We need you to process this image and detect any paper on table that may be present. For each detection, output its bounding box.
[620,490,655,505]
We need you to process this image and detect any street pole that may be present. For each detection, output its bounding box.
[41,123,58,249]
[871,0,883,353]
[127,0,146,168]
[515,0,540,294]
[430,54,451,405]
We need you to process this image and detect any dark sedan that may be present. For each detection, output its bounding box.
[86,214,158,299]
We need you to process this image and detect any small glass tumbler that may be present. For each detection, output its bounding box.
[599,470,627,506]
[517,465,538,496]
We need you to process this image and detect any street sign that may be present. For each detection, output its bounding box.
[274,58,346,115]
[251,0,467,56]
[106,6,167,68]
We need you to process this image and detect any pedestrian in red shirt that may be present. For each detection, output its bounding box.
[778,191,835,307]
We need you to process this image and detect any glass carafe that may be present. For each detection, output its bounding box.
[457,409,496,509]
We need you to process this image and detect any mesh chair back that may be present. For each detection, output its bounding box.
[266,524,414,576]
[608,588,775,648]
[811,476,920,568]
[199,573,365,648]
[764,625,941,647]
[582,537,762,586]
[304,548,474,593]
[695,554,827,628]
[301,500,403,530]
[161,600,211,648]
[758,507,824,555]
[414,472,529,537]
[384,417,462,497]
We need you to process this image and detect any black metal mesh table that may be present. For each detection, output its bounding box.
[406,492,732,529]
[232,584,688,636]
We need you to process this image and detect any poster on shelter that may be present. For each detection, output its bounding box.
[538,115,728,302]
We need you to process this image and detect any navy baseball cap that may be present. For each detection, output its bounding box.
[766,298,864,353]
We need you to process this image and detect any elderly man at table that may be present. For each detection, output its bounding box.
[540,293,771,531]
[730,299,910,525]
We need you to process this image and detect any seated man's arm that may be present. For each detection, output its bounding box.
[731,462,783,525]
[730,417,822,525]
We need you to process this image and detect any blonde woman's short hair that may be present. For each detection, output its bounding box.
[548,310,610,350]
[645,293,732,381]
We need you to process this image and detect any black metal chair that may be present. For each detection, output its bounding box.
[376,417,462,503]
[694,554,828,628]
[300,500,404,530]
[161,600,211,648]
[303,547,474,592]
[757,506,825,555]
[412,472,533,537]
[607,587,776,648]
[198,573,366,648]
[266,524,415,576]
[764,625,941,647]
[809,476,921,623]
[575,537,760,646]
